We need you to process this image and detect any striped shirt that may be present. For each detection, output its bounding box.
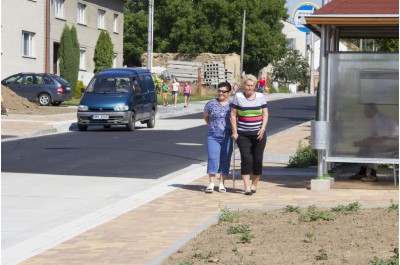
[230,92,267,135]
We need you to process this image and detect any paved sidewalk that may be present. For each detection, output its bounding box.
[2,93,398,265]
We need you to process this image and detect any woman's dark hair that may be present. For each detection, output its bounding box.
[218,82,231,91]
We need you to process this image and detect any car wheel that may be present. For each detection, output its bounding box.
[51,101,62,106]
[146,110,156,128]
[38,93,51,106]
[78,124,87,131]
[126,112,136,131]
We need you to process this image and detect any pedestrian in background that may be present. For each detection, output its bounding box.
[233,82,238,94]
[203,82,233,193]
[183,82,191,108]
[258,77,266,93]
[161,80,169,106]
[231,74,268,195]
[171,78,180,107]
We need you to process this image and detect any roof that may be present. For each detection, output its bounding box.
[303,0,399,38]
[314,0,398,15]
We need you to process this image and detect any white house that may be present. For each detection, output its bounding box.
[1,0,125,85]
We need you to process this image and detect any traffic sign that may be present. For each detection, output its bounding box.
[292,2,319,33]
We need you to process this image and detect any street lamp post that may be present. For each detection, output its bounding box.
[147,0,154,70]
[240,9,246,78]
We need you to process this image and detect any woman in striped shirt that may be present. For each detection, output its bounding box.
[230,74,268,195]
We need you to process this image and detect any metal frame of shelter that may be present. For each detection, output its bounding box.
[302,0,399,179]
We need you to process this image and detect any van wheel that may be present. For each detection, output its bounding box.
[146,110,156,128]
[38,93,51,106]
[51,101,62,106]
[126,112,136,131]
[78,124,87,131]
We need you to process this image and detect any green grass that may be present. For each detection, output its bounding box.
[157,93,216,105]
[228,224,250,234]
[299,205,335,222]
[60,93,217,107]
[283,205,301,213]
[218,208,240,224]
[331,202,361,214]
[369,248,399,265]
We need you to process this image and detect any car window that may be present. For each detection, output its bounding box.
[43,76,55,85]
[4,74,23,84]
[116,77,131,93]
[24,75,35,85]
[35,75,44,85]
[145,75,155,92]
[52,75,69,85]
[133,77,140,94]
[139,75,148,93]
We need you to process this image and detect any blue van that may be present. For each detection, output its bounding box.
[77,68,157,131]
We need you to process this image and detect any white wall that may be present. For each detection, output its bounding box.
[1,0,46,78]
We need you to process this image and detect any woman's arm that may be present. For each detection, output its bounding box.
[230,108,238,140]
[257,108,269,140]
[203,112,209,125]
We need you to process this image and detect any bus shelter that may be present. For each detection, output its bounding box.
[302,0,399,189]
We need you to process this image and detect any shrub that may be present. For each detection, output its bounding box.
[288,137,318,168]
[74,80,85,99]
[94,30,114,74]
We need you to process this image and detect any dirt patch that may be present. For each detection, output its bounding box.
[162,207,399,265]
[1,85,76,115]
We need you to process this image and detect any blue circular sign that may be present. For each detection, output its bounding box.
[292,2,319,33]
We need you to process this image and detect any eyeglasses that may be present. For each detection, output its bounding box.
[218,90,229,94]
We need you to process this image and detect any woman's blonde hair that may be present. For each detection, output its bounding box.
[241,74,257,87]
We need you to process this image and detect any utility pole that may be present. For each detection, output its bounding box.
[310,30,315,94]
[147,0,154,70]
[240,9,246,78]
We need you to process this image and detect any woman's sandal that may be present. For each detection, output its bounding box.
[205,183,214,193]
[251,189,257,194]
[244,191,253,196]
[219,184,226,193]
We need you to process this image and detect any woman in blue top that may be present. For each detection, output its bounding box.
[203,82,233,193]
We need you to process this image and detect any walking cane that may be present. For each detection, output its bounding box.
[232,139,236,192]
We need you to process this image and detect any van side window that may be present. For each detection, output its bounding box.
[139,75,148,93]
[145,75,155,92]
[133,77,140,94]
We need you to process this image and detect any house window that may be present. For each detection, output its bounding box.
[113,14,118,33]
[77,3,86,24]
[113,53,117,68]
[79,48,86,70]
[98,10,105,29]
[22,31,35,57]
[287,38,296,50]
[55,0,64,19]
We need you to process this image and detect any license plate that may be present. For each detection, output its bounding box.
[66,86,71,91]
[92,115,109,120]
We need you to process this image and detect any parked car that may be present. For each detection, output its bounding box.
[77,68,158,131]
[1,73,73,106]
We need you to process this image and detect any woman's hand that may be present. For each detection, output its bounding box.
[232,132,238,140]
[257,128,265,140]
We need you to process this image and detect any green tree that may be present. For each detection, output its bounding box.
[272,50,309,87]
[94,30,114,73]
[69,26,80,93]
[59,25,74,89]
[124,0,289,74]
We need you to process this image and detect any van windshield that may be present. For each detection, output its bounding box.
[86,76,131,94]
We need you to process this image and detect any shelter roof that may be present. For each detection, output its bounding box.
[303,0,399,38]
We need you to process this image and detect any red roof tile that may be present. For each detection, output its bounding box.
[314,0,399,15]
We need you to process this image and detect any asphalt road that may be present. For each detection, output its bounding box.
[2,96,316,178]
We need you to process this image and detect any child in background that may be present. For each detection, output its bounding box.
[183,82,191,108]
[233,82,238,94]
[161,80,169,106]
